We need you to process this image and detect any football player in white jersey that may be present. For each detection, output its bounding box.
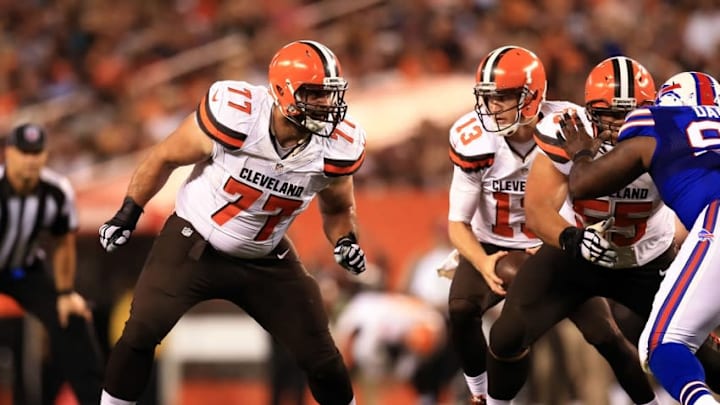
[485,56,672,405]
[97,40,366,405]
[447,47,658,405]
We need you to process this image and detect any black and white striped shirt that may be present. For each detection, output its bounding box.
[0,166,77,271]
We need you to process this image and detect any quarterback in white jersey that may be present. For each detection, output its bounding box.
[448,100,577,251]
[98,40,365,405]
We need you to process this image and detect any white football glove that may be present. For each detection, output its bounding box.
[580,217,617,268]
[99,197,143,253]
[559,217,617,268]
[334,234,366,275]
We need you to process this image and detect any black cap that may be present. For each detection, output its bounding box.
[7,124,47,154]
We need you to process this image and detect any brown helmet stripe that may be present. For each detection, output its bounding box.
[611,56,635,99]
[480,46,515,83]
[299,40,340,78]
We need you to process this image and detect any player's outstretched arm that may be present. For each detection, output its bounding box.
[568,137,652,200]
[127,114,214,206]
[100,114,214,253]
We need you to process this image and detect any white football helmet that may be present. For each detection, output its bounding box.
[655,71,720,107]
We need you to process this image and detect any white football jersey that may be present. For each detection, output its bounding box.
[534,103,674,267]
[448,100,577,249]
[175,80,366,258]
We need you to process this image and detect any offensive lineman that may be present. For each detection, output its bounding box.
[97,40,367,405]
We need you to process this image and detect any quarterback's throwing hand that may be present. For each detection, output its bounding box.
[99,197,143,253]
[334,233,366,275]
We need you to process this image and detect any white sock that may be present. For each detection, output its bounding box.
[100,390,136,405]
[348,397,356,405]
[486,395,511,405]
[692,395,720,405]
[464,371,487,397]
[638,397,658,405]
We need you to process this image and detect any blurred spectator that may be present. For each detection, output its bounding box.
[333,291,447,405]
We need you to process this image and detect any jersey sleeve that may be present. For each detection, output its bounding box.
[195,80,255,151]
[534,112,570,163]
[534,106,595,176]
[323,116,367,177]
[618,108,656,142]
[448,166,481,223]
[448,112,495,172]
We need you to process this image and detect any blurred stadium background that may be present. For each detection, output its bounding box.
[0,0,718,404]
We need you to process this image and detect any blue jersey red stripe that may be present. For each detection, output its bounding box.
[647,200,720,351]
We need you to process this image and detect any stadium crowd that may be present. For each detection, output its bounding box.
[1,0,719,182]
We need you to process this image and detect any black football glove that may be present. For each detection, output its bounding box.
[559,218,617,268]
[99,197,143,252]
[333,232,366,275]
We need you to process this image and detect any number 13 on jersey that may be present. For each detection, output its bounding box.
[492,192,536,238]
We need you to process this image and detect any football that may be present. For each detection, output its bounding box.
[494,250,530,288]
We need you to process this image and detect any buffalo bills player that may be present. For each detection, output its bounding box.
[559,70,720,405]
[97,40,366,405]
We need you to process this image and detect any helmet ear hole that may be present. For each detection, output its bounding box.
[275,85,284,96]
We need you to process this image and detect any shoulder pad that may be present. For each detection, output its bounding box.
[534,105,593,164]
[323,115,367,177]
[448,112,496,172]
[196,80,269,150]
[534,112,570,163]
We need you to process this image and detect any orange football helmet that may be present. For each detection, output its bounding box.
[584,56,655,142]
[269,40,348,136]
[474,46,547,137]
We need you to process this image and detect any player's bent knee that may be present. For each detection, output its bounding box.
[488,312,527,359]
[121,319,164,350]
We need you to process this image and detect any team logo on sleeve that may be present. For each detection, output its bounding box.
[698,229,714,243]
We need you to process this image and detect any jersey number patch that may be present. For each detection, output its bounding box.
[492,192,535,239]
[456,117,483,145]
[211,177,303,241]
[686,120,720,156]
[573,199,653,246]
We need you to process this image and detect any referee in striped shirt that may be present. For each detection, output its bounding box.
[0,124,102,404]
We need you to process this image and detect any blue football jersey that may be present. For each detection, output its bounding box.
[618,105,720,229]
